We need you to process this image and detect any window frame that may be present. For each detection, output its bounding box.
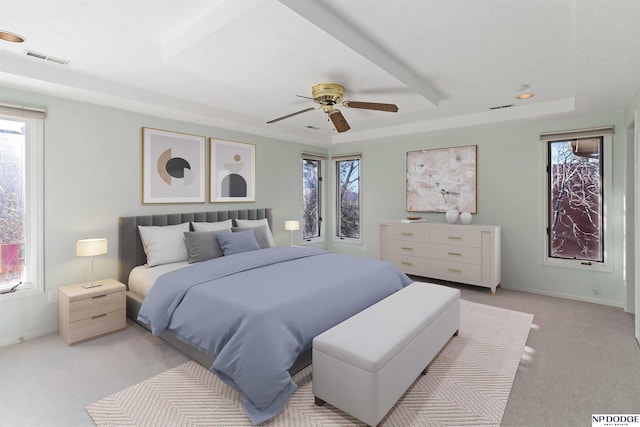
[0,105,44,299]
[301,153,325,245]
[333,153,362,244]
[541,127,613,272]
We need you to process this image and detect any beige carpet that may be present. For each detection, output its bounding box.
[86,300,533,426]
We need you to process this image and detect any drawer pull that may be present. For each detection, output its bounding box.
[401,232,413,236]
[401,247,413,251]
[448,252,462,256]
[92,294,107,299]
[401,261,414,266]
[448,236,462,240]
[92,313,107,320]
[448,268,463,273]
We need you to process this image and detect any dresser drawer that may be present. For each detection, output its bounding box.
[386,239,428,258]
[66,309,126,344]
[68,291,125,323]
[430,228,481,247]
[429,243,481,264]
[385,224,429,242]
[386,253,428,276]
[430,260,482,282]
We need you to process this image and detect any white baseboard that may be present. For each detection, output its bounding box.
[502,285,624,308]
[0,326,58,348]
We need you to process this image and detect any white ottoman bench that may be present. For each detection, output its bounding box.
[312,282,460,426]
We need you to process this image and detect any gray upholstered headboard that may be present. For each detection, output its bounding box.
[118,208,272,286]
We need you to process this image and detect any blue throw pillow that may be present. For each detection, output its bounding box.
[216,229,261,256]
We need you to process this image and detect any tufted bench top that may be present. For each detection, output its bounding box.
[313,282,460,374]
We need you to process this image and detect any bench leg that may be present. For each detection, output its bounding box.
[315,396,326,406]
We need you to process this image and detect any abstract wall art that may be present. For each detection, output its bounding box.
[406,145,477,213]
[142,127,206,204]
[210,138,255,202]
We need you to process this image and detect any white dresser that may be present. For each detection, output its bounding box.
[380,221,501,294]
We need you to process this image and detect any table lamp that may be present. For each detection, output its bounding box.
[284,220,300,246]
[76,238,108,288]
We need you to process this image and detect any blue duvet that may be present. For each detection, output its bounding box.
[138,247,411,425]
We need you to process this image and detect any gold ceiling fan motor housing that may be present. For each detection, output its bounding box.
[312,83,345,106]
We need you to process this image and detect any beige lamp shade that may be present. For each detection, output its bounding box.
[76,238,108,256]
[284,221,300,231]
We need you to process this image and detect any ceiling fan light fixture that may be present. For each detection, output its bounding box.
[0,30,25,43]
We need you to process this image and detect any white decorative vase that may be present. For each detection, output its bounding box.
[445,209,459,224]
[460,211,472,225]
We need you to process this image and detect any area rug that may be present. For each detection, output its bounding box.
[86,300,534,426]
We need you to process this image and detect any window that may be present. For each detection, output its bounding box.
[542,126,612,271]
[0,105,44,296]
[335,154,361,241]
[302,154,324,242]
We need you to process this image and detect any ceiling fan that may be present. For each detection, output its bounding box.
[266,83,399,133]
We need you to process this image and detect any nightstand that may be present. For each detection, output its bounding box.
[58,278,126,345]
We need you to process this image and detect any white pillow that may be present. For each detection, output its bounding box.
[234,218,275,247]
[191,219,233,232]
[138,222,190,267]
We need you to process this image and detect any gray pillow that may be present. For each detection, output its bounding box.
[232,224,274,249]
[216,230,260,256]
[184,231,228,263]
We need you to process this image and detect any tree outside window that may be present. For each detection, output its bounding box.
[336,157,360,240]
[302,158,321,240]
[548,137,603,262]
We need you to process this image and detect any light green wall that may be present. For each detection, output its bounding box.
[327,111,627,307]
[0,83,631,346]
[0,86,324,346]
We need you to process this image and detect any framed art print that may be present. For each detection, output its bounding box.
[210,138,256,202]
[142,127,206,204]
[406,144,477,213]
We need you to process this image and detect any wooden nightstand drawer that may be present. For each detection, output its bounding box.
[65,309,126,344]
[68,291,125,322]
[58,278,126,345]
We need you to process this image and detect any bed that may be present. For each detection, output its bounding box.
[118,208,412,425]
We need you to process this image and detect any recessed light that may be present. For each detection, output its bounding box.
[0,30,25,43]
[517,93,534,100]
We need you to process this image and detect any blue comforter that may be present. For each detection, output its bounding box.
[138,247,411,425]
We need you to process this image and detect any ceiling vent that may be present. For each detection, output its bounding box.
[489,104,513,110]
[24,49,70,65]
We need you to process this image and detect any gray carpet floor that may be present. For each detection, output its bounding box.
[1,282,638,427]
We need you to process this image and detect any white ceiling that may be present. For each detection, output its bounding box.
[1,0,639,147]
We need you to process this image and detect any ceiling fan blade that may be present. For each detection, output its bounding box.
[343,101,399,113]
[329,109,351,133]
[266,107,316,124]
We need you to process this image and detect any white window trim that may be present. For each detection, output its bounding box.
[541,129,613,272]
[0,106,45,300]
[333,153,362,244]
[301,153,325,245]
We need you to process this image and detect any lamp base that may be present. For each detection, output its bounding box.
[83,282,102,289]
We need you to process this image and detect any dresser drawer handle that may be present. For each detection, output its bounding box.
[92,294,107,299]
[448,236,462,240]
[401,261,414,266]
[92,313,107,320]
[448,252,462,256]
[401,247,413,251]
[448,268,463,273]
[401,232,413,236]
